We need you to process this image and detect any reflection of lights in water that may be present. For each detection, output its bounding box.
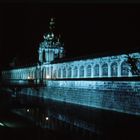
[27,109,30,112]
[45,117,49,120]
[0,123,4,126]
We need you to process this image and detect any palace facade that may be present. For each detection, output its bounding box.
[1,18,140,81]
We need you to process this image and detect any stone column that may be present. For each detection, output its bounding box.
[83,66,85,78]
[77,66,80,78]
[99,64,102,78]
[108,63,111,77]
[65,66,68,78]
[118,63,121,77]
[71,67,74,78]
[92,65,94,78]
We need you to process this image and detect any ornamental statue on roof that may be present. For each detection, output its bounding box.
[38,18,65,64]
[43,18,55,41]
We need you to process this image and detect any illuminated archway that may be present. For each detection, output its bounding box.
[94,64,99,77]
[79,66,84,78]
[73,66,78,78]
[86,65,91,77]
[102,63,108,77]
[63,68,66,78]
[58,68,61,78]
[111,62,118,77]
[68,67,72,78]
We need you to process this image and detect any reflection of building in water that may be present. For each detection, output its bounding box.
[2,17,139,80]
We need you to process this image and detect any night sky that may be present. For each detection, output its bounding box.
[0,3,139,69]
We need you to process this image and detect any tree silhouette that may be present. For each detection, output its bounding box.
[125,54,140,76]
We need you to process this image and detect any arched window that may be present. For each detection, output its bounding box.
[63,68,66,78]
[121,61,129,76]
[22,72,24,79]
[15,72,16,79]
[94,64,99,76]
[58,68,61,78]
[20,72,22,79]
[79,66,84,78]
[68,67,72,78]
[86,65,91,77]
[53,70,57,79]
[21,72,23,79]
[73,66,78,78]
[17,72,19,79]
[102,63,108,76]
[111,62,118,77]
[42,68,46,79]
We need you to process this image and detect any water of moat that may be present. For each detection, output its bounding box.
[0,90,140,140]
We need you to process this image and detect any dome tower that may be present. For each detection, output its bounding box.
[38,18,65,64]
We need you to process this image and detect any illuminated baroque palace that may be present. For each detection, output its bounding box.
[1,18,140,116]
[2,18,140,81]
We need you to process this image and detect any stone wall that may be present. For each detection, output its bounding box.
[19,80,140,115]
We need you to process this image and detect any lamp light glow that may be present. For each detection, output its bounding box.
[46,75,50,79]
[0,123,4,126]
[45,117,49,120]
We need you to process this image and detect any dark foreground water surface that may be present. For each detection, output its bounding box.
[0,91,140,140]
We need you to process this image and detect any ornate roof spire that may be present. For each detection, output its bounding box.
[49,18,55,31]
[43,18,55,40]
[39,18,65,63]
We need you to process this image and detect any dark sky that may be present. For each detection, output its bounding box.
[0,3,139,69]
